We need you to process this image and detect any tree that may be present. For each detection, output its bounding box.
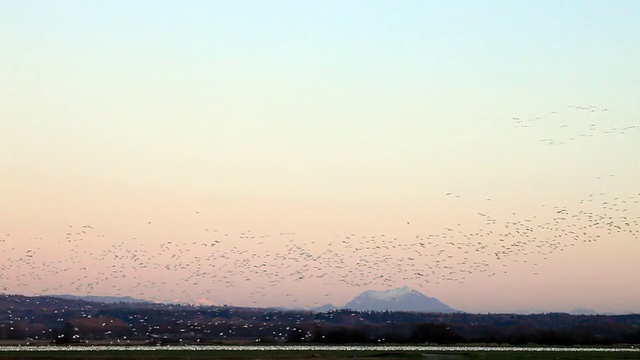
[410,323,462,344]
[54,322,81,344]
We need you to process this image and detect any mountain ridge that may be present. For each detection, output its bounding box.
[51,294,151,304]
[337,286,458,313]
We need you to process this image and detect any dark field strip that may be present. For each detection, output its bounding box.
[1,350,640,360]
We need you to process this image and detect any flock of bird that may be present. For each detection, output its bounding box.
[511,104,639,146]
[1,104,638,309]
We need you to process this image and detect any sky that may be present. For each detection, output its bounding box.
[1,0,639,314]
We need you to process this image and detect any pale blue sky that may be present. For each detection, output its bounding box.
[1,1,639,312]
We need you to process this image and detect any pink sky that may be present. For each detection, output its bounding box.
[1,1,640,313]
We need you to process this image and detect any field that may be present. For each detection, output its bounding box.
[1,348,640,360]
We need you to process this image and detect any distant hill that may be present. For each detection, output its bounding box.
[313,303,338,312]
[343,286,458,313]
[2,293,640,345]
[569,308,599,315]
[51,294,151,304]
[509,308,603,315]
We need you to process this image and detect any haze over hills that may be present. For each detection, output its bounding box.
[49,290,616,315]
[569,308,600,316]
[49,287,457,313]
[51,294,151,304]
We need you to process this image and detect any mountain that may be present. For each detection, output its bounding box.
[51,294,151,304]
[343,286,458,313]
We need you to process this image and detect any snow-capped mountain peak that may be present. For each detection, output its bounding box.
[365,286,416,301]
[343,286,457,313]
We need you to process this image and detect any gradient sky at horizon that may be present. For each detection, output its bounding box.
[1,0,639,313]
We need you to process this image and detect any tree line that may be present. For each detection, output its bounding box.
[1,294,639,345]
